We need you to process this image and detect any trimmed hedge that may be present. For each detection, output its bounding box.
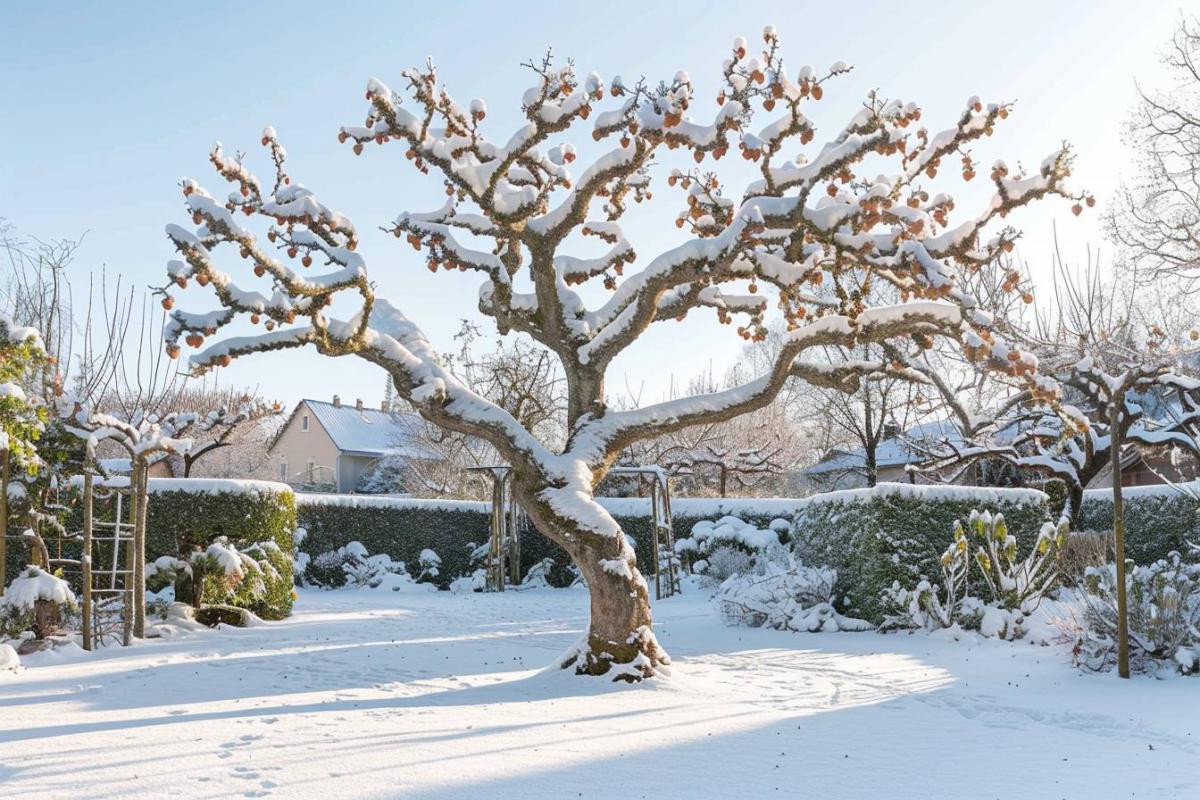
[791,483,1051,624]
[1077,482,1200,565]
[296,495,492,588]
[295,495,805,588]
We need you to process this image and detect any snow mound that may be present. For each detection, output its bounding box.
[0,644,20,673]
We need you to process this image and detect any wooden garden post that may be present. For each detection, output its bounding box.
[1110,402,1130,679]
[132,459,149,638]
[0,447,8,595]
[81,473,93,651]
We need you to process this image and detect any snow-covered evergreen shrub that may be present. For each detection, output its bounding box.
[792,483,1051,624]
[1078,550,1200,674]
[305,548,351,588]
[147,536,289,615]
[416,549,441,582]
[449,569,487,593]
[675,515,782,583]
[0,565,77,639]
[303,541,424,591]
[518,557,556,589]
[354,452,417,494]
[1078,483,1200,565]
[715,549,871,632]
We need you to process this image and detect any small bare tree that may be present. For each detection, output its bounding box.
[804,342,922,488]
[162,30,1083,679]
[620,364,797,497]
[1108,17,1200,286]
[160,384,282,478]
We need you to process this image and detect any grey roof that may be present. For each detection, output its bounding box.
[298,400,440,460]
[805,419,966,476]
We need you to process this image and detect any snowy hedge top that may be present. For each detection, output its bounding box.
[597,497,806,518]
[295,493,488,513]
[149,478,294,497]
[1082,481,1200,502]
[799,482,1047,508]
[74,476,294,497]
[295,483,1046,518]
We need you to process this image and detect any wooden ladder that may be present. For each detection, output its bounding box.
[80,475,135,649]
[649,472,681,600]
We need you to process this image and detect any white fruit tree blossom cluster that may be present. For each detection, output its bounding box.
[162,28,1083,680]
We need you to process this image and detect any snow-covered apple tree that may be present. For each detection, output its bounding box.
[163,29,1084,679]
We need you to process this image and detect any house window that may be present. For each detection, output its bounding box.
[305,459,316,483]
[278,461,288,481]
[301,414,309,432]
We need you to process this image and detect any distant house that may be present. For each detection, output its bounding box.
[266,396,436,493]
[802,419,975,491]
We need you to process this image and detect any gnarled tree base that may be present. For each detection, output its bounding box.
[558,624,672,682]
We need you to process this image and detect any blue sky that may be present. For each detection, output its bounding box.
[0,2,1186,410]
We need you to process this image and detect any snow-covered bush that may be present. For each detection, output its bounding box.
[699,546,756,585]
[970,512,1065,624]
[450,569,487,593]
[676,515,781,584]
[1077,551,1200,675]
[680,515,780,554]
[0,566,77,639]
[715,549,871,633]
[303,541,427,591]
[417,549,441,582]
[1057,529,1112,586]
[517,557,556,589]
[792,483,1052,624]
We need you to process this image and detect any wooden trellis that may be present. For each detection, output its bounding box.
[607,466,681,600]
[467,466,525,591]
[469,463,680,599]
[78,473,138,649]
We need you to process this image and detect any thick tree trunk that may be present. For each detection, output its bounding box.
[865,446,878,488]
[565,541,668,681]
[514,480,670,681]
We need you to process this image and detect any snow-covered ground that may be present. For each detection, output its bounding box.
[1,586,1195,799]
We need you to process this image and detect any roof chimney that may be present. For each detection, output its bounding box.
[332,394,341,407]
[355,398,364,411]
